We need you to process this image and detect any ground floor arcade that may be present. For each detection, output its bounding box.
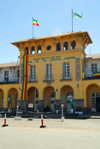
[0,80,100,113]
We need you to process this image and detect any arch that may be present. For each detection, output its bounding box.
[86,84,100,111]
[71,40,76,49]
[86,83,99,91]
[27,87,39,107]
[37,45,42,53]
[24,47,29,55]
[60,85,73,108]
[0,89,4,111]
[63,42,68,50]
[31,46,35,54]
[8,88,18,110]
[56,42,61,51]
[43,86,55,110]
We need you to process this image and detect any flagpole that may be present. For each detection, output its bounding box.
[72,9,73,32]
[32,17,34,38]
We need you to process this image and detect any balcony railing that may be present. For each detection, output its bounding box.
[0,77,19,84]
[85,72,94,78]
[43,74,54,82]
[27,75,37,82]
[60,73,72,81]
[83,71,100,80]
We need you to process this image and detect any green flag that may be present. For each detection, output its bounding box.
[73,12,83,18]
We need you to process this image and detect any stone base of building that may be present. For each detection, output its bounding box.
[0,108,2,111]
[83,107,91,114]
[19,100,28,112]
[1,108,8,112]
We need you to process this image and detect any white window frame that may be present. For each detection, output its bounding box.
[30,65,36,81]
[46,64,52,80]
[4,71,9,82]
[63,63,70,79]
[91,63,97,73]
[91,92,100,112]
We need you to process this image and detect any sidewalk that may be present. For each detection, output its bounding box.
[0,118,100,149]
[0,111,100,119]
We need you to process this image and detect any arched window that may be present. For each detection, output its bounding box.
[63,42,68,50]
[71,41,76,49]
[25,47,28,55]
[38,45,41,53]
[56,43,61,51]
[31,46,35,54]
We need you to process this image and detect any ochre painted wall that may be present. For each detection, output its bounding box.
[1,32,99,110]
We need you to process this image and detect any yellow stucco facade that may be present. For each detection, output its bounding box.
[0,31,100,113]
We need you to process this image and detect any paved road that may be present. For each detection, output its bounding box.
[0,118,100,149]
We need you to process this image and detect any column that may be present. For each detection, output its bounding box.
[3,90,8,110]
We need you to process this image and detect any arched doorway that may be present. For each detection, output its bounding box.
[43,86,55,111]
[60,85,73,111]
[0,89,4,111]
[86,84,100,112]
[27,87,38,110]
[8,88,18,110]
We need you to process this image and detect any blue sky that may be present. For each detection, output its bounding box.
[0,0,100,64]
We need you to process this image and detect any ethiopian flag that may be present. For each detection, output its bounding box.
[73,12,83,18]
[33,19,39,26]
[21,54,28,100]
[93,72,100,77]
[8,94,12,110]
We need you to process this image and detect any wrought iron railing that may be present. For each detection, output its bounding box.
[84,71,100,79]
[0,77,19,84]
[43,74,54,81]
[85,72,94,78]
[60,73,72,80]
[27,75,37,82]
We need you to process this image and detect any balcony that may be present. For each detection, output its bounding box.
[60,73,72,81]
[27,75,37,83]
[43,74,54,82]
[0,77,19,84]
[83,71,100,80]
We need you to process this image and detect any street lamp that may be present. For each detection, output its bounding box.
[28,63,36,114]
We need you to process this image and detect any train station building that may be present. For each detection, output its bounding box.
[0,31,100,113]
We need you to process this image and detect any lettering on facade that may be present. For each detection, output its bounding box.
[30,56,75,63]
